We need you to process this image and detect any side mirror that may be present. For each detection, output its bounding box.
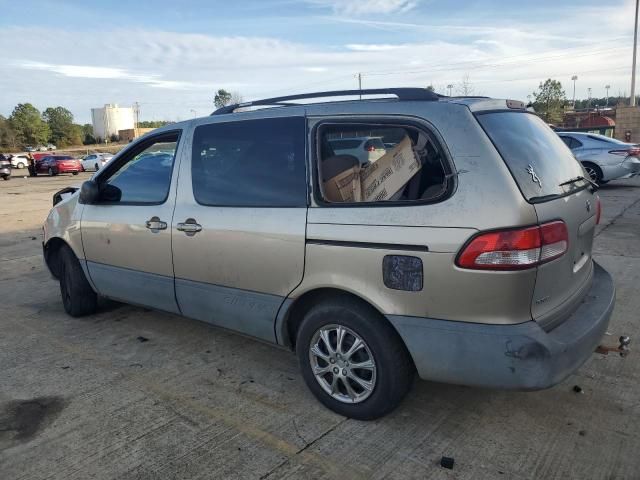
[79,180,100,204]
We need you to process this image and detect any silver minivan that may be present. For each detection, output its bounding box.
[43,88,616,419]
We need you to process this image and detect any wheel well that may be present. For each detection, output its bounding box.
[282,288,395,350]
[44,237,69,279]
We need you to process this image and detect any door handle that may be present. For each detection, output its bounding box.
[176,218,202,236]
[145,216,167,231]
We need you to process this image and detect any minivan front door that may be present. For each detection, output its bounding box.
[81,131,183,313]
[171,116,308,342]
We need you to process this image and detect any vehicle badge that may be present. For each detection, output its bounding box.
[526,164,542,188]
[586,200,591,212]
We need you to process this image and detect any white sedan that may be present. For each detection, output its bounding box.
[81,153,114,172]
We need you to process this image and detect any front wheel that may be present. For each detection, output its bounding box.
[1,175,9,181]
[17,162,25,169]
[59,245,97,317]
[296,296,414,420]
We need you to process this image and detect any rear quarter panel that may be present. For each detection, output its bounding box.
[292,103,539,325]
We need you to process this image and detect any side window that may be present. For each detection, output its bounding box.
[191,117,307,207]
[100,132,180,204]
[560,136,572,148]
[571,138,583,149]
[316,123,449,203]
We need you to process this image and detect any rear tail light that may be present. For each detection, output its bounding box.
[456,221,568,270]
[365,145,376,152]
[609,147,640,156]
[595,197,602,224]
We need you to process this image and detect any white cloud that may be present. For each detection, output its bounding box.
[310,0,418,15]
[345,44,405,52]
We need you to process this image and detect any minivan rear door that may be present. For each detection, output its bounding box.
[478,112,597,329]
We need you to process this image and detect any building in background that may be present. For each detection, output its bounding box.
[118,128,156,142]
[91,104,135,141]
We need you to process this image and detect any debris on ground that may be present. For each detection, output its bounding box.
[440,456,454,469]
[573,385,584,394]
[136,336,149,343]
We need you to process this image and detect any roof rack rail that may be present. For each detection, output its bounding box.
[211,87,441,115]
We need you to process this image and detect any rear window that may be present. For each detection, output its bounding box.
[364,138,385,150]
[329,139,362,150]
[477,112,586,202]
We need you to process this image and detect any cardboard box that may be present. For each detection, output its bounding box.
[322,135,420,203]
[323,166,362,202]
[360,136,421,201]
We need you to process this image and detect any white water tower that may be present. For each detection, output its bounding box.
[91,104,135,140]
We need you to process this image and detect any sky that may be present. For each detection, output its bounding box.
[0,0,637,123]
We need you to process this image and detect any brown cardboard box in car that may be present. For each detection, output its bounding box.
[323,166,362,202]
[360,136,421,201]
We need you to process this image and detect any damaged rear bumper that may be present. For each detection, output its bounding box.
[387,261,615,390]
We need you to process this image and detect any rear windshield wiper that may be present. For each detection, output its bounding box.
[559,175,599,191]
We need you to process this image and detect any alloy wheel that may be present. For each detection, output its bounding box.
[308,324,377,404]
[584,165,599,183]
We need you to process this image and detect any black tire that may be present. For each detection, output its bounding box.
[2,176,9,181]
[72,172,78,175]
[296,296,414,420]
[59,245,97,317]
[94,163,99,171]
[17,162,25,169]
[48,167,55,176]
[582,162,603,184]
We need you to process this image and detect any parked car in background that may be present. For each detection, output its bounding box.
[0,156,11,180]
[42,88,616,420]
[558,132,640,184]
[36,145,48,152]
[81,153,114,172]
[47,144,57,151]
[10,154,30,169]
[328,136,386,166]
[36,155,82,176]
[25,146,35,152]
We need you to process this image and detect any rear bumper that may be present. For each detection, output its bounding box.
[602,157,640,180]
[56,165,81,173]
[388,261,615,390]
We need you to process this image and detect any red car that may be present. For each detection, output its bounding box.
[36,155,83,176]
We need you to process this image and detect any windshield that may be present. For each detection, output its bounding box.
[477,112,587,202]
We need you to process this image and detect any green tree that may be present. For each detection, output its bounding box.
[9,103,50,146]
[0,115,19,149]
[137,120,171,128]
[42,106,76,146]
[214,89,232,109]
[532,79,566,124]
[81,124,96,145]
[426,85,435,92]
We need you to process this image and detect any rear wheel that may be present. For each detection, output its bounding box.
[296,296,414,420]
[94,163,99,171]
[17,162,25,169]
[59,245,97,317]
[582,162,603,184]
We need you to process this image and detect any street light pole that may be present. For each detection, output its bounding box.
[605,85,611,106]
[588,88,592,110]
[632,0,639,106]
[571,75,578,108]
[447,84,453,96]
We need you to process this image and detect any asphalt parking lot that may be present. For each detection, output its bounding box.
[1,172,639,479]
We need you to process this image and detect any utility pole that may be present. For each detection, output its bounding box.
[447,84,453,96]
[605,84,611,106]
[133,101,140,130]
[588,88,592,110]
[356,73,362,100]
[190,109,197,118]
[632,0,639,106]
[571,75,578,108]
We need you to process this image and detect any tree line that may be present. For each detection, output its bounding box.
[0,103,97,150]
